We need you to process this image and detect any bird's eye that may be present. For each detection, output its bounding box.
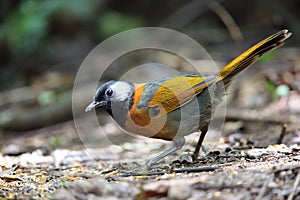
[106,89,113,97]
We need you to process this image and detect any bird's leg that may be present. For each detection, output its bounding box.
[192,125,208,161]
[146,137,185,168]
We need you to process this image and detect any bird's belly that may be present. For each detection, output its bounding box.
[160,97,212,138]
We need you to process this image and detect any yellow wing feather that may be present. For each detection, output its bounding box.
[148,75,217,117]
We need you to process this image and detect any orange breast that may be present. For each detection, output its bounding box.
[124,83,174,140]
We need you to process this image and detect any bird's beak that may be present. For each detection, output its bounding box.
[85,101,103,112]
[85,101,97,112]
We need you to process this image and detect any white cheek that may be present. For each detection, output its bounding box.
[110,82,132,101]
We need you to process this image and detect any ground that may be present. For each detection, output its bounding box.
[1,115,300,199]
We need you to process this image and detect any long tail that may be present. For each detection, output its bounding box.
[218,29,291,85]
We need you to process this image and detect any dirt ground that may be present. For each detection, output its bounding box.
[1,114,300,199]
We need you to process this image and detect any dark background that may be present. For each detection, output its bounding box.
[0,0,299,134]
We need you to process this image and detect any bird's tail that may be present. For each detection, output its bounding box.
[218,29,291,85]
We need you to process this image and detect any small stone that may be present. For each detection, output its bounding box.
[246,149,270,157]
[293,155,300,160]
[178,152,193,163]
[2,144,24,156]
[168,184,192,200]
[228,133,244,144]
[225,147,232,153]
[268,181,278,188]
[70,180,92,194]
[51,189,75,200]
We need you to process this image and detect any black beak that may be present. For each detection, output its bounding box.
[85,101,105,112]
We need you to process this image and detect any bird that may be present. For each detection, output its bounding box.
[85,30,291,167]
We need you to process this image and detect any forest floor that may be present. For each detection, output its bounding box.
[1,115,300,199]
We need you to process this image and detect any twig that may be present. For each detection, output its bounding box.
[160,0,224,29]
[287,169,300,200]
[115,166,219,177]
[0,165,20,176]
[194,184,253,191]
[276,124,287,144]
[209,0,243,43]
[172,166,219,173]
[255,173,273,200]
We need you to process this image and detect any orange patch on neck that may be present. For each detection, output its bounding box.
[128,84,151,127]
